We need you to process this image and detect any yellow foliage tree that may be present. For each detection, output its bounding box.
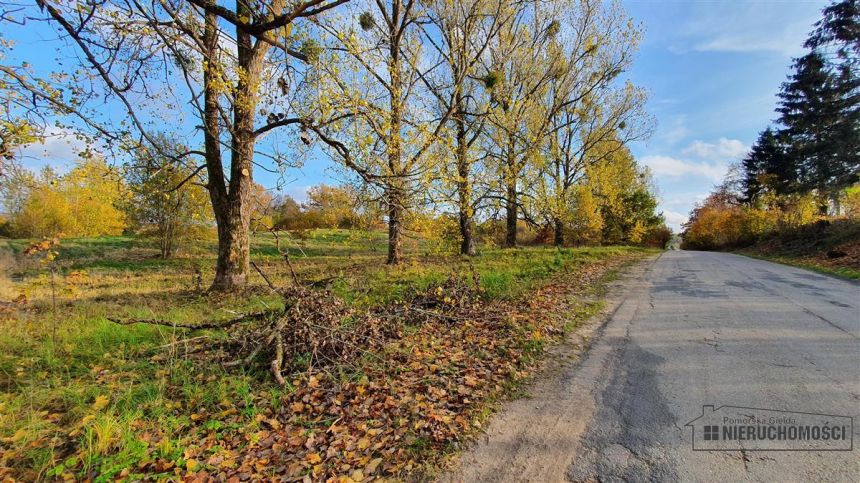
[9,158,126,238]
[569,185,603,245]
[62,158,126,237]
[11,183,73,237]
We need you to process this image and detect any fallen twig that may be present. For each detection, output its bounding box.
[106,310,275,330]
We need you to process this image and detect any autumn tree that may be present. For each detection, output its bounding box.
[7,167,69,238]
[537,86,649,245]
[573,146,662,245]
[304,184,363,228]
[126,135,212,258]
[312,0,500,263]
[480,0,562,247]
[10,157,126,238]
[419,0,512,256]
[271,195,303,230]
[2,0,349,290]
[479,0,643,247]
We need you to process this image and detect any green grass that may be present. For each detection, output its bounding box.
[0,229,653,479]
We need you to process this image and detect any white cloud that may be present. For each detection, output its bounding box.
[670,2,821,58]
[16,126,85,173]
[642,137,748,182]
[691,20,811,57]
[662,210,688,232]
[661,115,689,146]
[681,138,748,161]
[641,155,728,182]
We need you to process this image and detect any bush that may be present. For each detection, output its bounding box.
[843,185,860,220]
[683,192,835,250]
[642,225,672,248]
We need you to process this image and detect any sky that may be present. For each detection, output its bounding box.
[622,0,827,230]
[11,0,830,232]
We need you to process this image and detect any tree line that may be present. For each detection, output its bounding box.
[684,0,859,250]
[0,0,666,289]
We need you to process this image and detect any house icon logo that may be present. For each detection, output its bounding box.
[686,405,853,451]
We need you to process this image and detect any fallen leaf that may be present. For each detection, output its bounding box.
[357,437,371,450]
[365,458,382,475]
[92,395,110,411]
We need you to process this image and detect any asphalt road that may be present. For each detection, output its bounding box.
[572,250,860,482]
[446,251,860,482]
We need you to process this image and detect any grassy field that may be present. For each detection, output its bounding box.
[0,230,655,480]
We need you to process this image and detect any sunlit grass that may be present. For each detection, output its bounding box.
[0,229,654,479]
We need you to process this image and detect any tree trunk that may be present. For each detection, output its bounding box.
[204,7,266,290]
[459,205,476,256]
[386,18,404,265]
[554,218,564,246]
[212,211,250,290]
[505,180,517,248]
[387,186,404,264]
[504,137,518,248]
[455,97,476,256]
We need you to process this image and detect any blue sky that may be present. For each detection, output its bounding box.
[12,0,828,231]
[623,0,827,230]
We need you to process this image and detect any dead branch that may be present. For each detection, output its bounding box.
[251,261,278,292]
[106,310,274,330]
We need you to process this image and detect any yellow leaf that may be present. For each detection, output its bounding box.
[186,459,199,472]
[6,428,27,442]
[365,457,383,475]
[357,437,371,450]
[92,395,109,411]
[306,452,322,464]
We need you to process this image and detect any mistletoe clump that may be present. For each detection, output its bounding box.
[359,11,375,31]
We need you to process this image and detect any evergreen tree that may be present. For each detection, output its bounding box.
[776,51,858,197]
[741,127,791,202]
[805,0,859,64]
[773,0,860,202]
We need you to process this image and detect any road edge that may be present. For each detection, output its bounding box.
[437,252,662,482]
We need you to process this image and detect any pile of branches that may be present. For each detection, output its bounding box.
[223,285,398,384]
[109,258,496,384]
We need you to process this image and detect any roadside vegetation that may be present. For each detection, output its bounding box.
[738,220,860,279]
[0,0,676,479]
[0,231,655,480]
